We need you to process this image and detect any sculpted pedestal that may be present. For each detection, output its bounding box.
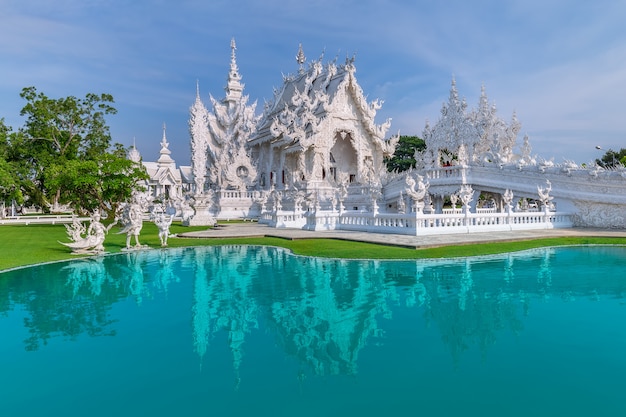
[187,202,217,226]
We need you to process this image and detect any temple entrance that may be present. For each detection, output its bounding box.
[330,132,357,183]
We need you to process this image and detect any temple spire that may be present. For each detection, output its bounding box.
[296,43,306,74]
[225,38,243,103]
[127,137,141,163]
[230,38,238,76]
[158,122,174,167]
[161,123,168,148]
[449,76,459,102]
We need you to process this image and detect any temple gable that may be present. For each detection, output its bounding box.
[249,48,398,194]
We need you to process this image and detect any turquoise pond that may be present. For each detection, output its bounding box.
[1,245,626,416]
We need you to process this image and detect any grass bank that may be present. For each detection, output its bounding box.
[1,222,626,271]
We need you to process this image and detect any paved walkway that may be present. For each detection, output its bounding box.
[179,223,626,249]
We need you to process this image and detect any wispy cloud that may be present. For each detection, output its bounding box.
[1,0,625,164]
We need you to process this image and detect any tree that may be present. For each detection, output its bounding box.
[0,119,24,214]
[385,135,426,172]
[4,87,147,215]
[17,87,118,208]
[43,143,149,219]
[596,148,626,168]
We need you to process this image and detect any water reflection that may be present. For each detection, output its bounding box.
[1,245,625,376]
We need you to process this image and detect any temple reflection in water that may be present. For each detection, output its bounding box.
[2,245,625,378]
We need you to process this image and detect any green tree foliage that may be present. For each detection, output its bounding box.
[385,135,426,172]
[16,87,118,208]
[0,119,24,208]
[2,87,147,214]
[44,144,148,218]
[596,148,626,168]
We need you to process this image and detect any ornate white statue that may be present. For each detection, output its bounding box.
[458,185,475,213]
[60,211,112,254]
[175,196,195,225]
[450,192,459,211]
[269,187,283,212]
[405,174,429,213]
[64,216,86,243]
[537,180,553,210]
[154,210,175,247]
[397,191,406,214]
[503,189,514,212]
[115,192,151,250]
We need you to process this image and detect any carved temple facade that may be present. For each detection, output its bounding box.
[129,126,193,202]
[183,40,626,231]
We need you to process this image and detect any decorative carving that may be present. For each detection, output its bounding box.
[189,38,260,222]
[189,81,210,195]
[254,48,396,199]
[503,189,514,212]
[423,80,526,168]
[537,180,553,210]
[573,201,626,228]
[151,204,175,247]
[397,191,406,214]
[450,192,459,211]
[458,185,475,212]
[405,174,429,213]
[116,191,152,250]
[60,211,112,254]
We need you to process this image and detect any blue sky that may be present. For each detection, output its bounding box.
[1,0,625,166]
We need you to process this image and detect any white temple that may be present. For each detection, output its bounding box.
[180,40,626,231]
[128,126,192,201]
[188,40,399,226]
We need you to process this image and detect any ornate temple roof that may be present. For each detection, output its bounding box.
[249,45,394,153]
[422,79,523,167]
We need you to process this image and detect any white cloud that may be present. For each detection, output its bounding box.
[1,0,625,164]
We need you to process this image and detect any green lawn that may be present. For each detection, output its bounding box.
[1,222,626,271]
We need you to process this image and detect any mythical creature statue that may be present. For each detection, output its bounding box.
[60,211,112,254]
[503,189,514,212]
[64,216,86,242]
[397,191,406,214]
[458,185,475,211]
[450,192,459,210]
[405,174,429,213]
[286,186,306,212]
[153,210,175,247]
[115,192,152,250]
[537,180,553,210]
[269,187,283,212]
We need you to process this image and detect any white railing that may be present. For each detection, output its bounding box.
[265,211,309,229]
[0,215,89,225]
[423,166,466,181]
[260,209,574,236]
[217,190,260,199]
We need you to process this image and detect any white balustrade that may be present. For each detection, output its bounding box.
[0,215,89,225]
[260,208,575,236]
